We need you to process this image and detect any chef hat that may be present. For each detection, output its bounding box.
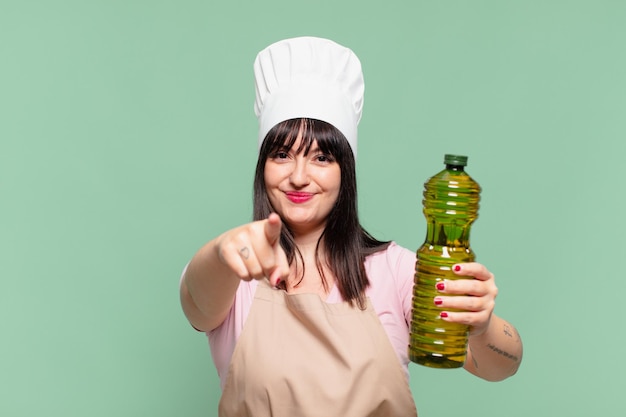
[253,36,364,157]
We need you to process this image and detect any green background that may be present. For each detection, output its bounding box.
[2,0,624,416]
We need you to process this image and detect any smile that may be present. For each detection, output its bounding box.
[285,191,314,204]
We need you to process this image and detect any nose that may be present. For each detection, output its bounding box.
[289,157,310,187]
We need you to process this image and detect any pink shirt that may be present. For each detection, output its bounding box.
[205,242,416,389]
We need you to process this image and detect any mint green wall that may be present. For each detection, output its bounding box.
[2,1,624,416]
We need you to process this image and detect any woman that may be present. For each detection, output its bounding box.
[180,37,523,417]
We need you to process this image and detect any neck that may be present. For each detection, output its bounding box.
[286,228,334,294]
[286,251,334,297]
[290,224,326,253]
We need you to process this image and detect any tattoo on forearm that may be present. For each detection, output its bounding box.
[487,343,519,362]
[503,323,521,342]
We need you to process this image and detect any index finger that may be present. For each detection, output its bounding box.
[264,213,282,246]
[452,262,494,281]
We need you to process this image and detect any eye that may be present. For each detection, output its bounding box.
[271,150,289,160]
[315,154,334,163]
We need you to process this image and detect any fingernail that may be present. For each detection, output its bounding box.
[434,297,443,306]
[454,265,461,272]
[275,278,282,288]
[440,312,449,318]
[436,282,445,291]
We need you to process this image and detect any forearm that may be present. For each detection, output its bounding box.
[464,314,523,381]
[180,240,240,332]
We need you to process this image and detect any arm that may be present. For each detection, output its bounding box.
[180,214,289,332]
[464,314,523,381]
[180,239,242,332]
[434,262,523,381]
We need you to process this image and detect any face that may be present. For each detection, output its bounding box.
[264,134,341,237]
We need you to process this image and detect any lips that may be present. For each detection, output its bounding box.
[285,191,314,203]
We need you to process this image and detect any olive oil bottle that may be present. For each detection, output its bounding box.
[409,154,481,368]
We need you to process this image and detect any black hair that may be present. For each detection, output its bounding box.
[253,118,389,309]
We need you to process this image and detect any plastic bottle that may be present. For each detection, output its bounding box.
[409,154,481,368]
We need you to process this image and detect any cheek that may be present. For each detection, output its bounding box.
[321,170,342,205]
[263,165,273,185]
[326,168,341,192]
[262,166,280,204]
[264,164,282,188]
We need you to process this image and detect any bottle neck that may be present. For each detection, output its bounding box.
[425,164,472,248]
[422,162,478,248]
[445,164,465,172]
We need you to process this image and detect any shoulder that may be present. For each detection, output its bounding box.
[365,242,416,276]
[364,242,416,309]
[364,242,416,296]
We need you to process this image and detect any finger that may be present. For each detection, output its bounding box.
[236,244,266,281]
[437,278,489,296]
[220,240,261,281]
[254,242,283,284]
[439,310,492,333]
[452,262,493,281]
[268,246,290,287]
[434,294,493,313]
[264,213,283,245]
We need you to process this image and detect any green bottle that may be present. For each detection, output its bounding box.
[409,154,481,368]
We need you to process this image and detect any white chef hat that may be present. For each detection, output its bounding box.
[253,36,364,157]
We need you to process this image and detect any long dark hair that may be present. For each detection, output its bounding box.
[253,118,389,309]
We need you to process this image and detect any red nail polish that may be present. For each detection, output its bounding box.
[440,312,449,318]
[275,278,282,287]
[434,297,443,306]
[436,282,445,291]
[454,265,461,272]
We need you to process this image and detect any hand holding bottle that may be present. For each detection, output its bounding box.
[435,262,498,337]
